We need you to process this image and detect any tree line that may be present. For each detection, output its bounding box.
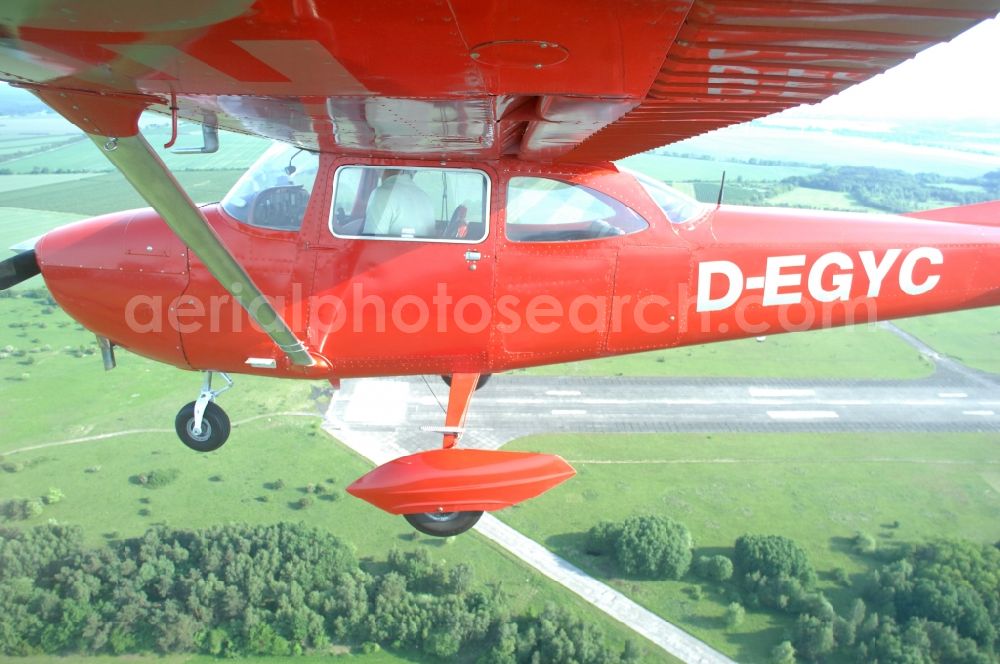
[0,522,641,662]
[784,166,1000,213]
[587,514,999,663]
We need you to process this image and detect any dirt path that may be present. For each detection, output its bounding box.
[1,411,321,456]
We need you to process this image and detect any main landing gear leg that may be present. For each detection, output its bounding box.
[175,371,232,452]
[404,372,484,537]
[441,372,479,449]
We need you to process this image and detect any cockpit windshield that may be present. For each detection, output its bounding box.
[621,166,704,224]
[221,143,319,231]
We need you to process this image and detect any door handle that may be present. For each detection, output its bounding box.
[464,250,481,270]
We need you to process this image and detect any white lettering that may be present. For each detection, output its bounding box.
[762,255,806,306]
[899,247,943,295]
[694,247,941,314]
[696,261,743,312]
[859,249,902,297]
[808,252,853,302]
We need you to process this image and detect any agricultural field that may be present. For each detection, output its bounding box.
[498,432,1000,662]
[764,187,880,213]
[0,208,86,252]
[0,170,245,217]
[668,124,1000,178]
[620,153,818,183]
[0,123,269,174]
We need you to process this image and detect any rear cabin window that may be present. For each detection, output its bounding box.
[505,177,647,242]
[330,166,489,243]
[221,143,318,231]
[622,167,704,225]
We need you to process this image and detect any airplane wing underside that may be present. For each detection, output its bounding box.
[0,0,997,162]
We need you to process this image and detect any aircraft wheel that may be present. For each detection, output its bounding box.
[175,401,231,452]
[440,374,492,391]
[404,510,483,537]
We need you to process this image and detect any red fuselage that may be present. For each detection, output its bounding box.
[34,157,1000,379]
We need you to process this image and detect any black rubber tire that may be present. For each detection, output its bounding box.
[440,374,492,391]
[175,401,231,452]
[404,510,483,537]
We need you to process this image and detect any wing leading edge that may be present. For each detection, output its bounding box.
[0,0,996,162]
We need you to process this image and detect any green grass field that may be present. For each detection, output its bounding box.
[0,296,667,664]
[897,307,1000,374]
[619,153,818,183]
[765,187,880,212]
[499,432,1000,662]
[0,173,94,192]
[0,207,85,249]
[0,135,79,155]
[0,125,269,174]
[523,325,933,380]
[0,169,245,217]
[672,126,1000,178]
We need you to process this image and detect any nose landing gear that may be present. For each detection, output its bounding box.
[175,371,232,452]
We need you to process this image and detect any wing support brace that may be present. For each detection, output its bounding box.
[91,133,316,367]
[24,86,315,368]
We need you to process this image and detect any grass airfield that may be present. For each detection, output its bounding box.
[499,433,1000,661]
[1,123,999,662]
[0,296,667,663]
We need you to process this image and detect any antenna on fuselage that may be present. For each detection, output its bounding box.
[716,170,726,208]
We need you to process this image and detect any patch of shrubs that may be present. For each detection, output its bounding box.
[133,468,181,488]
[587,513,693,579]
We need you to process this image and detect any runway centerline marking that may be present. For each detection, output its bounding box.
[938,392,968,398]
[767,410,839,421]
[551,409,587,416]
[546,390,582,396]
[962,410,994,416]
[750,387,816,398]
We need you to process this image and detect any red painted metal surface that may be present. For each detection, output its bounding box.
[443,373,480,449]
[35,160,1000,379]
[346,448,576,515]
[1,2,996,161]
[905,200,1000,226]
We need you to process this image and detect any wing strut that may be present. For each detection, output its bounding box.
[93,133,316,368]
[24,86,316,368]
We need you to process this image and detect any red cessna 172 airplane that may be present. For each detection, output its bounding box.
[2,1,1000,536]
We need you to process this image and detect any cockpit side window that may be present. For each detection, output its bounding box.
[505,177,647,242]
[330,165,489,244]
[221,143,319,231]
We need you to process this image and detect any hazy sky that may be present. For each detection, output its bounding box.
[789,16,1000,120]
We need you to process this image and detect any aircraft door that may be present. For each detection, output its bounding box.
[179,145,319,372]
[309,164,496,376]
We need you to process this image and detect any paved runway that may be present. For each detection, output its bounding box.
[327,364,1000,454]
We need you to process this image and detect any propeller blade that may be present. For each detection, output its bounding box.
[0,250,41,291]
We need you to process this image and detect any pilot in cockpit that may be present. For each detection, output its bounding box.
[364,169,436,238]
